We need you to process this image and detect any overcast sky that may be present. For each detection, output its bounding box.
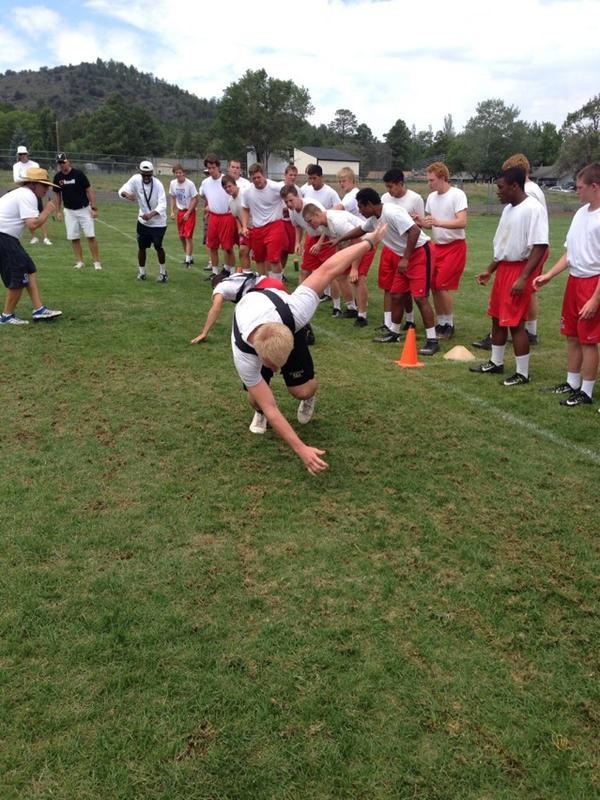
[3,0,599,138]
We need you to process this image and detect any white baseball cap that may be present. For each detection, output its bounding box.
[17,145,28,154]
[139,160,154,173]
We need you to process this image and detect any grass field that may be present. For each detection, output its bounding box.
[1,202,599,800]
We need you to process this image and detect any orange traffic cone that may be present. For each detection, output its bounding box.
[395,327,425,368]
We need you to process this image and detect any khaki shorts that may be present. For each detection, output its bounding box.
[64,207,95,240]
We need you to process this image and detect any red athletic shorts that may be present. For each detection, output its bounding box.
[282,219,296,255]
[345,246,376,278]
[207,212,237,251]
[301,234,337,273]
[488,259,543,327]
[560,274,600,344]
[386,243,432,297]
[249,220,286,264]
[431,239,467,291]
[176,209,196,239]
[378,245,397,291]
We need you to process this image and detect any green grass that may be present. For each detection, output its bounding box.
[1,204,599,800]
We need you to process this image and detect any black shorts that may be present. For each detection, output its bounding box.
[0,232,37,289]
[261,328,315,387]
[137,221,166,250]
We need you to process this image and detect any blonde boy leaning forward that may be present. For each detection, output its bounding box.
[533,163,600,408]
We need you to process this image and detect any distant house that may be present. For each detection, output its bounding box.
[155,157,203,176]
[294,146,360,177]
[245,150,289,179]
[531,164,573,187]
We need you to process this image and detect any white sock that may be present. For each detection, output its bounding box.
[515,354,530,378]
[437,314,449,325]
[384,311,392,327]
[333,297,341,310]
[405,311,415,323]
[448,314,454,326]
[159,264,167,275]
[567,371,582,389]
[581,379,595,398]
[139,266,146,276]
[212,266,219,275]
[346,301,357,310]
[269,270,281,279]
[426,327,437,340]
[491,344,505,365]
[358,311,367,319]
[323,285,331,298]
[525,320,537,335]
[185,255,192,263]
[226,265,234,274]
[389,322,401,334]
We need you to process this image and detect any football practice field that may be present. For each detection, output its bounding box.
[2,203,599,800]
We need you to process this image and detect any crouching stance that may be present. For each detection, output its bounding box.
[232,225,386,474]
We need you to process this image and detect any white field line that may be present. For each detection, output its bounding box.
[95,218,181,264]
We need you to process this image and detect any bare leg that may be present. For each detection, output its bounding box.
[25,272,43,309]
[581,343,599,381]
[71,239,84,262]
[510,321,529,357]
[288,378,318,400]
[88,237,100,262]
[3,287,24,315]
[566,336,583,373]
[414,296,435,329]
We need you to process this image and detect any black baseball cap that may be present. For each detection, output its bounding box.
[56,152,68,162]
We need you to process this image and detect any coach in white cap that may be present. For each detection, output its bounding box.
[12,146,52,245]
[119,161,168,283]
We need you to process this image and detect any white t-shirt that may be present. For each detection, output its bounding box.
[169,177,198,210]
[339,187,362,217]
[317,209,363,239]
[493,196,549,262]
[288,197,325,237]
[361,203,429,256]
[199,175,230,214]
[213,271,266,301]
[425,186,468,245]
[301,183,341,210]
[0,185,39,238]
[228,191,246,224]
[565,204,600,278]
[236,177,252,192]
[525,180,547,212]
[241,180,283,227]
[118,175,167,227]
[381,188,424,219]
[13,158,39,182]
[232,285,319,387]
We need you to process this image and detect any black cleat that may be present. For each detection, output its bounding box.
[527,332,539,345]
[354,316,368,327]
[156,272,168,283]
[438,324,454,340]
[331,307,342,318]
[419,338,440,356]
[373,332,399,343]
[136,273,146,281]
[342,308,358,318]
[502,372,530,386]
[560,389,592,406]
[469,360,504,374]
[402,321,416,331]
[472,333,492,350]
[542,382,577,394]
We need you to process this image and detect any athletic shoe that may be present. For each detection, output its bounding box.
[304,324,315,346]
[472,333,492,350]
[331,307,342,317]
[560,389,592,406]
[542,382,577,394]
[249,411,267,434]
[373,332,399,343]
[204,264,213,271]
[419,339,440,356]
[354,316,368,328]
[183,259,194,266]
[156,273,168,283]
[435,323,444,335]
[137,273,147,281]
[342,308,358,319]
[319,293,331,303]
[0,313,28,325]
[73,261,85,269]
[375,323,391,333]
[402,321,416,331]
[438,324,455,340]
[43,238,52,245]
[32,306,62,321]
[30,237,39,245]
[527,332,539,345]
[469,360,504,374]
[297,395,316,424]
[502,372,530,386]
[93,262,102,271]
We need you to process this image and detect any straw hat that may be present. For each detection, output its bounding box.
[20,167,59,188]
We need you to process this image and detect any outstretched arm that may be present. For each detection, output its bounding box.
[190,294,225,343]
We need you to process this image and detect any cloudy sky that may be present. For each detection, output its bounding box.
[3,0,599,137]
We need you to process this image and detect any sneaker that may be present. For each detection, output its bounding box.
[419,338,440,356]
[204,264,213,271]
[43,237,52,245]
[137,273,147,281]
[249,411,267,434]
[304,324,315,346]
[542,382,577,394]
[319,293,331,303]
[402,321,416,331]
[502,372,530,386]
[30,237,39,245]
[0,313,28,325]
[560,389,592,406]
[183,258,194,266]
[354,316,368,328]
[73,261,85,270]
[375,323,391,333]
[93,262,102,271]
[297,395,316,424]
[31,306,62,321]
[373,332,399,343]
[469,360,504,374]
[527,332,539,345]
[342,308,358,318]
[331,307,342,318]
[156,273,168,283]
[435,323,444,335]
[472,333,492,350]
[437,324,455,340]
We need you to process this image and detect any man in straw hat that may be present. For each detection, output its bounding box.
[0,167,62,325]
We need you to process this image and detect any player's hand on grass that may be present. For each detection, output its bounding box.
[476,271,491,285]
[190,332,207,344]
[579,296,600,319]
[299,445,329,475]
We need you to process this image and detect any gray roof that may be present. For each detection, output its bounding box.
[297,146,360,162]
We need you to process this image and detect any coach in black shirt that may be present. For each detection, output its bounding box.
[53,153,102,270]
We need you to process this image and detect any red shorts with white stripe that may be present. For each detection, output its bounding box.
[301,234,337,273]
[207,212,237,251]
[387,243,433,298]
[431,239,467,291]
[560,274,600,344]
[282,220,296,255]
[249,220,286,264]
[176,209,196,239]
[488,259,543,327]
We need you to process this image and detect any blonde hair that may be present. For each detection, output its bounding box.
[337,166,356,183]
[502,153,530,175]
[253,323,294,368]
[301,202,322,220]
[426,161,450,181]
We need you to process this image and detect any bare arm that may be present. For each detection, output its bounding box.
[241,207,250,236]
[86,186,98,218]
[53,190,62,220]
[25,201,56,232]
[170,195,177,218]
[423,209,467,230]
[533,253,569,290]
[190,294,225,343]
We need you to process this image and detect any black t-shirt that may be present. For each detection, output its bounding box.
[53,168,91,210]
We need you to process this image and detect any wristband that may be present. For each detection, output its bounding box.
[362,237,374,251]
